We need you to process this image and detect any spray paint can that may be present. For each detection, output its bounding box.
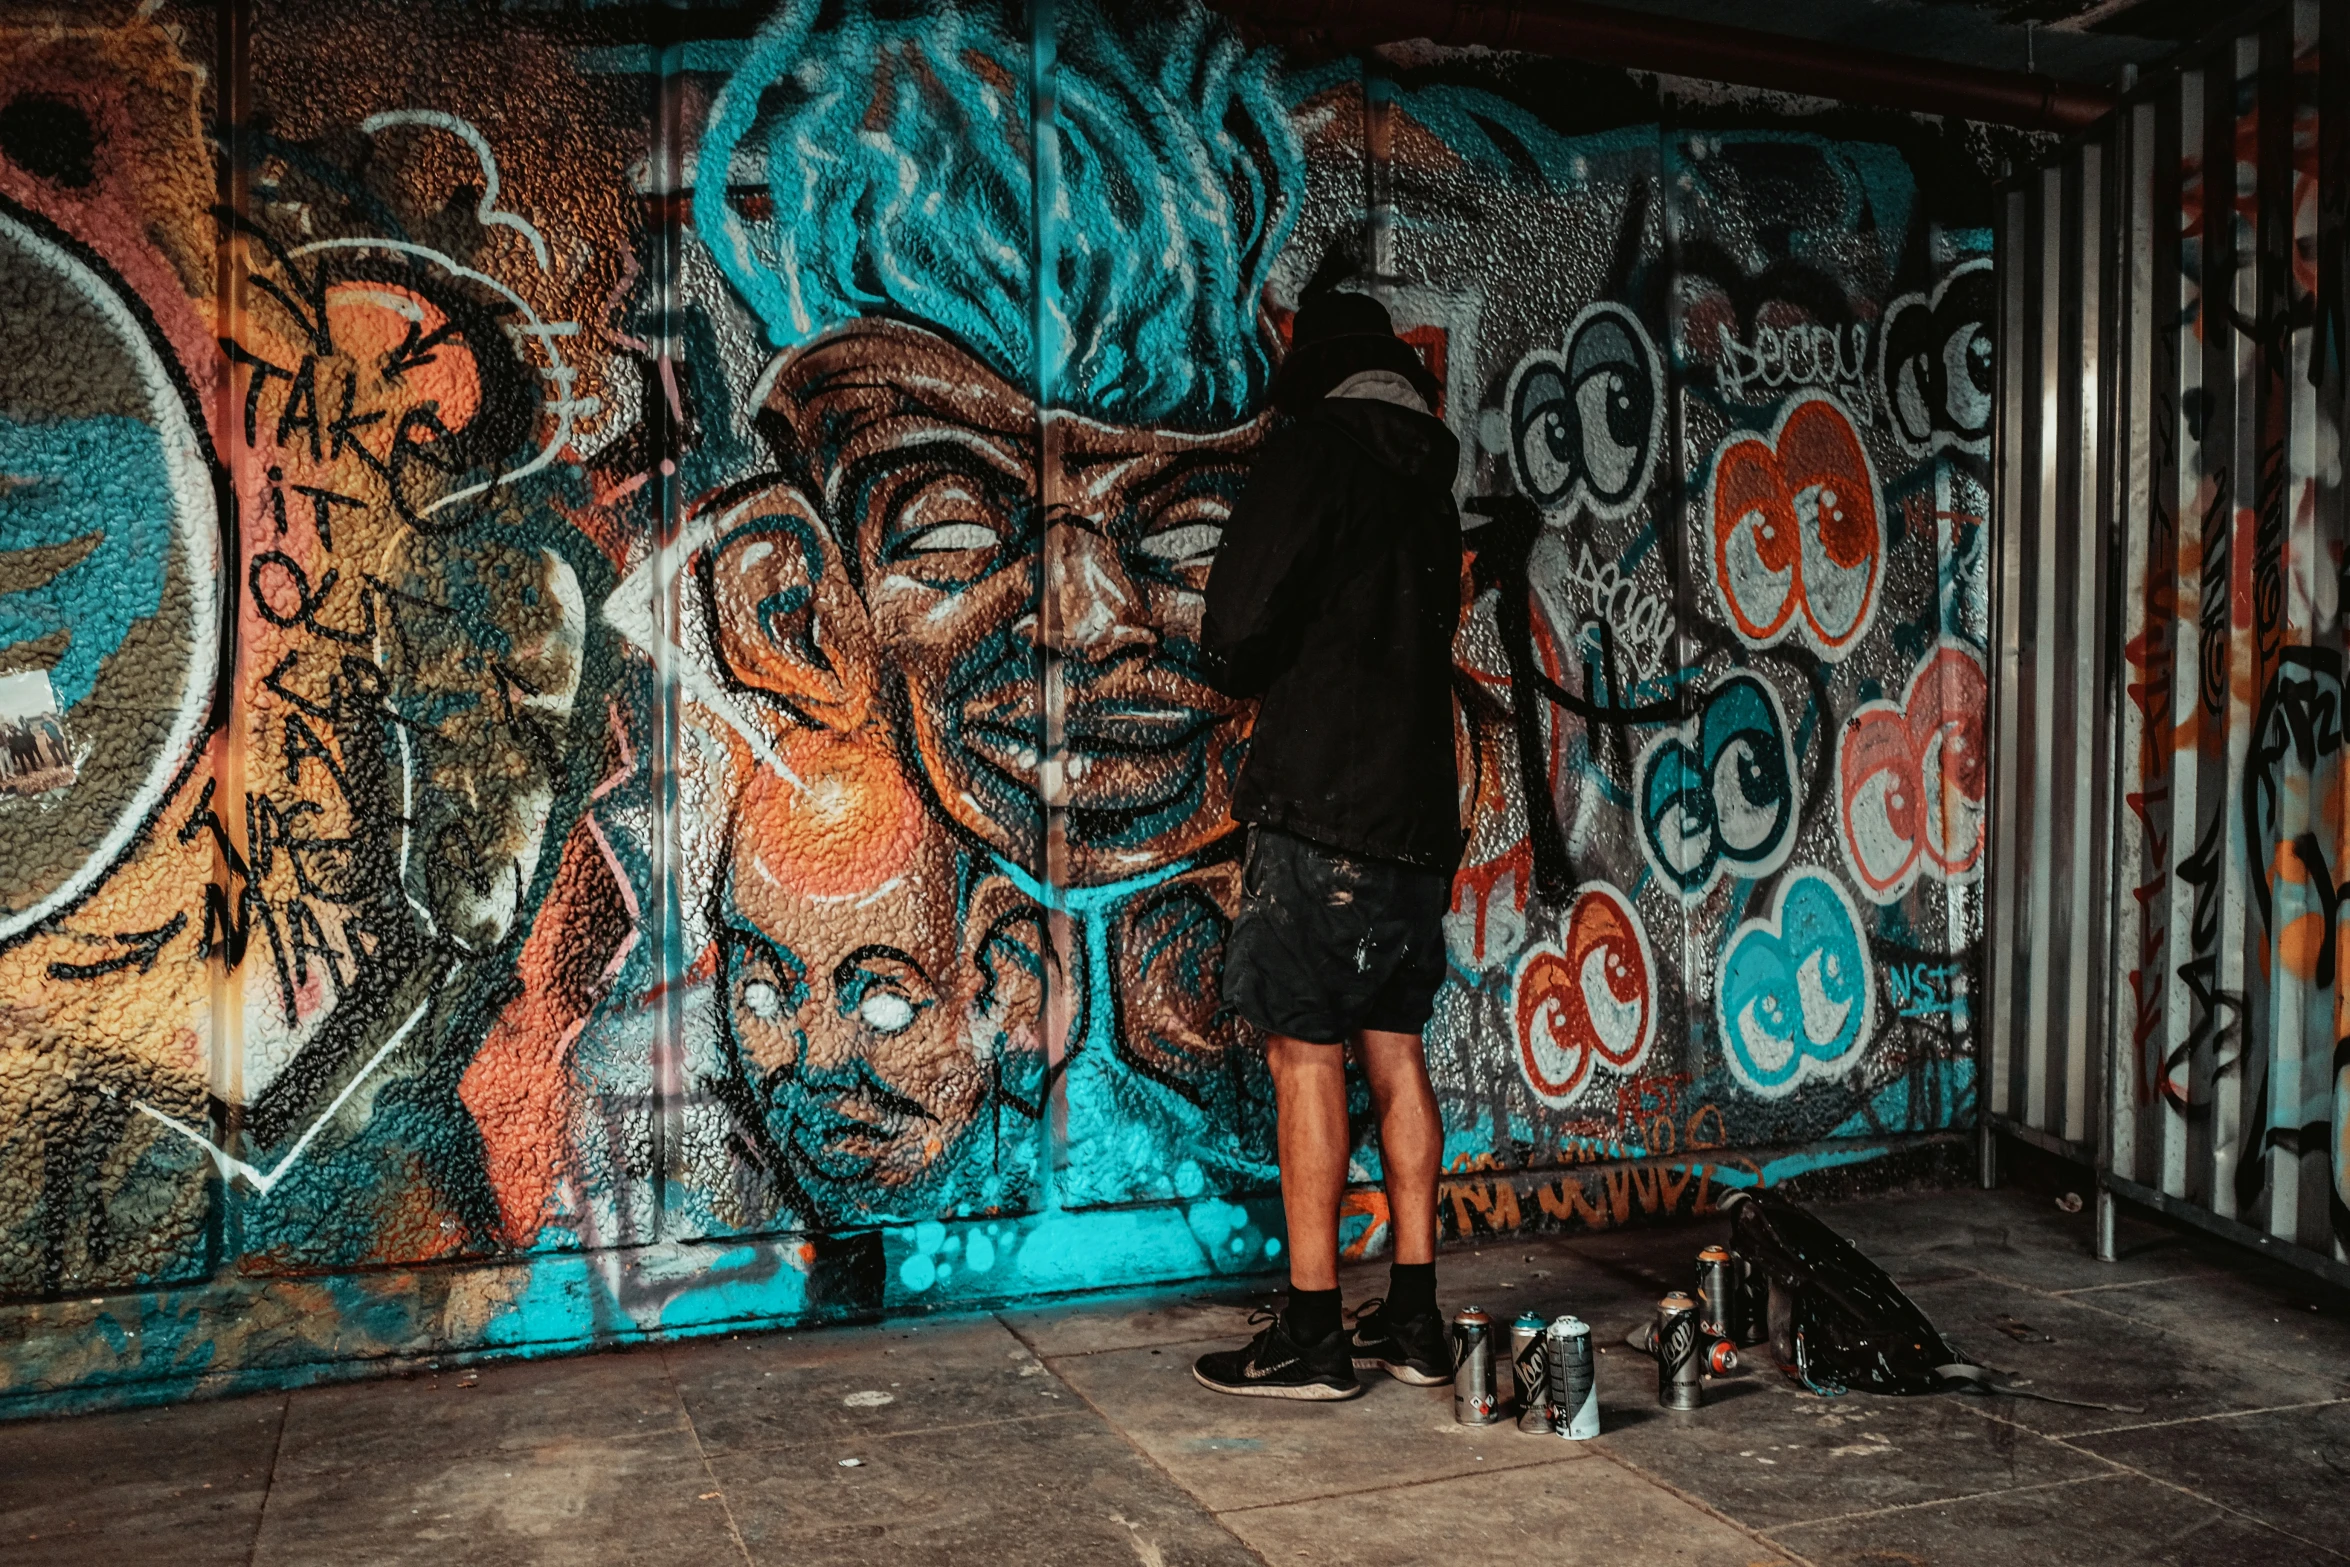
[1656,1293,1702,1411]
[1451,1307,1498,1425]
[1545,1315,1599,1439]
[1509,1312,1549,1431]
[1696,1245,1743,1343]
[1705,1338,1740,1374]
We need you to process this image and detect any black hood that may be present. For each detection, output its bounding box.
[1312,398,1461,488]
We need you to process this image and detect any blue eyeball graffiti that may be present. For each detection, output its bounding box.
[1636,671,1798,900]
[1505,300,1663,520]
[1717,870,1876,1099]
[1879,258,1993,456]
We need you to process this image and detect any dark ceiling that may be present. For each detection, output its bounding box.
[1580,0,2255,84]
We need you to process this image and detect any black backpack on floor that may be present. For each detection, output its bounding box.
[1723,1188,1965,1396]
[1715,1189,2141,1411]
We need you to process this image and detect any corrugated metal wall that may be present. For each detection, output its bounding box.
[1988,0,2350,1280]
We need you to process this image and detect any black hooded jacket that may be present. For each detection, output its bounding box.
[1201,397,1466,871]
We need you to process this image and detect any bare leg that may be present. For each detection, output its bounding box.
[1354,1029,1439,1266]
[1267,1032,1350,1292]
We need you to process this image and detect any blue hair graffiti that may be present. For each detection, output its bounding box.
[695,0,1303,428]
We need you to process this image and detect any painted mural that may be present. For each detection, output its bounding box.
[0,0,2005,1407]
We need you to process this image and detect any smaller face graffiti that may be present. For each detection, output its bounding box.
[1717,869,1876,1099]
[1505,301,1663,521]
[1838,643,1988,903]
[718,741,1048,1220]
[1709,391,1882,657]
[1637,671,1798,900]
[1511,881,1655,1108]
[1879,260,1994,456]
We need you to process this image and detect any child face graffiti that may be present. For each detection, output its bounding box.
[744,320,1263,883]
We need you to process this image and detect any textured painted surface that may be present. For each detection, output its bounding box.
[0,0,2011,1411]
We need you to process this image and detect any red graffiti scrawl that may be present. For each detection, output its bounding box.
[1709,391,1882,657]
[1836,642,1989,903]
[1513,882,1655,1108]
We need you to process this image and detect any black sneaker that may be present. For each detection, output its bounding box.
[1193,1308,1364,1400]
[1349,1297,1450,1386]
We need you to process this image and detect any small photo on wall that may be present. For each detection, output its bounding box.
[0,670,75,796]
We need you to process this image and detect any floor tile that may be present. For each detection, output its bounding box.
[271,1347,689,1478]
[1815,1190,2211,1295]
[2068,1400,2350,1549]
[1899,1273,2322,1437]
[1349,1234,1661,1324]
[998,1286,1266,1359]
[0,1393,282,1565]
[1447,1232,1699,1338]
[711,1410,1260,1567]
[670,1315,1078,1456]
[1767,1470,2344,1566]
[1221,1453,1788,1567]
[1590,1347,2115,1529]
[250,1436,742,1567]
[1048,1341,1585,1513]
[2049,1261,2350,1389]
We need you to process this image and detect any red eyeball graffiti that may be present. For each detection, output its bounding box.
[1709,391,1882,657]
[1836,643,1989,904]
[1512,882,1655,1108]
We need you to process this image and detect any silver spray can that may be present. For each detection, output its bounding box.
[1451,1306,1498,1425]
[1545,1315,1599,1439]
[1696,1245,1742,1343]
[1656,1292,1703,1411]
[1510,1312,1551,1433]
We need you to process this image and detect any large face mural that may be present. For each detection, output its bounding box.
[0,0,2005,1402]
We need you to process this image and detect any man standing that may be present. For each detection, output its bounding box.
[1192,290,1465,1400]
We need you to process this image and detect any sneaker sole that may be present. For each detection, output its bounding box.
[1352,1355,1450,1387]
[1192,1367,1365,1401]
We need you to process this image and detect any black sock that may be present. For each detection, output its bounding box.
[1387,1261,1437,1319]
[1283,1286,1342,1342]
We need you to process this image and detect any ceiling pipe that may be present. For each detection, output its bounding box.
[1216,0,2120,132]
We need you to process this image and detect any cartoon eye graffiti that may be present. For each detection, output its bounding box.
[1637,671,1799,900]
[1709,391,1882,657]
[1837,643,1989,903]
[1506,301,1663,521]
[1511,882,1656,1108]
[1716,869,1876,1099]
[1879,260,1994,456]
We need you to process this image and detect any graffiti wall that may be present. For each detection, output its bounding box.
[0,0,2009,1409]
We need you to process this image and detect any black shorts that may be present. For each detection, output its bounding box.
[1220,826,1453,1044]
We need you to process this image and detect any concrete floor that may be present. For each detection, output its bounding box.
[4,1185,2349,1566]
